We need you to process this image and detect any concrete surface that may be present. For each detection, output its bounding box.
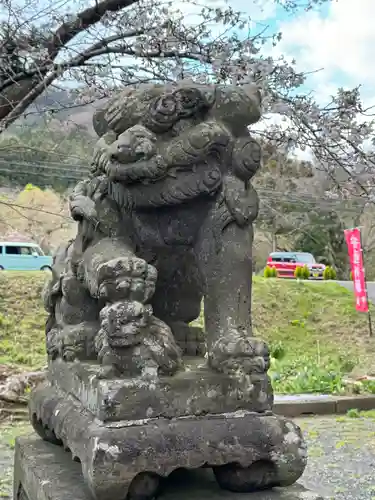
[274,394,375,417]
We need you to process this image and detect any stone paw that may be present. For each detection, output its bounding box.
[97,256,157,303]
[209,331,270,375]
[47,323,98,362]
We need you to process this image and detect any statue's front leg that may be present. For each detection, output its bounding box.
[196,218,270,377]
[79,237,182,377]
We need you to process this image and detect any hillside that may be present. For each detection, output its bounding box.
[1,273,375,394]
[10,87,99,134]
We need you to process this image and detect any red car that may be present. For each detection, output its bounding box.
[266,252,326,279]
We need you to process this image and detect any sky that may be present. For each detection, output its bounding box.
[221,0,374,159]
[14,0,373,154]
[19,0,371,110]
[256,0,375,108]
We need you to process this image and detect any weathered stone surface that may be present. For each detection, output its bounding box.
[29,384,306,500]
[47,359,273,421]
[14,436,324,500]
[43,81,268,379]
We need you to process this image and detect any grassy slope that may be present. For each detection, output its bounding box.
[251,277,375,393]
[1,272,375,394]
[0,272,46,369]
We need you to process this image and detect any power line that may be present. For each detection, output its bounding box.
[0,161,370,218]
[0,168,83,181]
[0,161,365,204]
[0,159,90,173]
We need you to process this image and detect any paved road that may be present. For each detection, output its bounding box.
[2,415,375,500]
[336,281,375,301]
[319,280,375,304]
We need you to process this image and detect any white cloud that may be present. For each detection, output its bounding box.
[275,0,375,101]
[173,0,276,30]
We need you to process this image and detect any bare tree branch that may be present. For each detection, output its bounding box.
[0,0,140,122]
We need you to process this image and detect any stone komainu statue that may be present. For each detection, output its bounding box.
[22,82,308,500]
[44,81,267,378]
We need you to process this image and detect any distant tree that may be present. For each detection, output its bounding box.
[0,124,92,190]
[294,210,348,277]
[254,139,316,251]
[0,184,75,251]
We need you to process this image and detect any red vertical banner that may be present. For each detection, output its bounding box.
[344,228,369,312]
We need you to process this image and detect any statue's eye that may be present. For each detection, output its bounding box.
[143,94,179,132]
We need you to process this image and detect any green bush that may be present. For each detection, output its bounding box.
[264,266,272,278]
[294,265,309,279]
[323,266,331,280]
[294,266,303,279]
[269,355,352,394]
[264,266,277,278]
[323,266,337,280]
[269,341,286,360]
[302,265,310,280]
[270,267,278,278]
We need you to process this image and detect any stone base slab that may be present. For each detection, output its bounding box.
[14,436,325,500]
[47,358,273,422]
[28,383,307,500]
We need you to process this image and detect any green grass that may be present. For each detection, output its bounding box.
[0,272,47,370]
[1,272,375,395]
[0,420,31,498]
[195,277,375,395]
[252,278,375,394]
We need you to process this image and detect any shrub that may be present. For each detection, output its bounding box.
[264,266,272,278]
[295,265,309,279]
[302,265,310,280]
[323,266,331,280]
[323,266,337,280]
[269,341,286,360]
[264,266,277,278]
[269,355,352,395]
[350,271,353,280]
[294,266,303,279]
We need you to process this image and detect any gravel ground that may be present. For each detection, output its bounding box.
[1,414,375,499]
[298,414,375,500]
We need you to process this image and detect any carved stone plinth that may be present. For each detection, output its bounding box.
[14,436,324,500]
[29,380,306,500]
[46,358,273,421]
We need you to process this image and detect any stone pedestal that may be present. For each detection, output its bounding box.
[45,358,273,421]
[26,359,307,500]
[14,436,325,500]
